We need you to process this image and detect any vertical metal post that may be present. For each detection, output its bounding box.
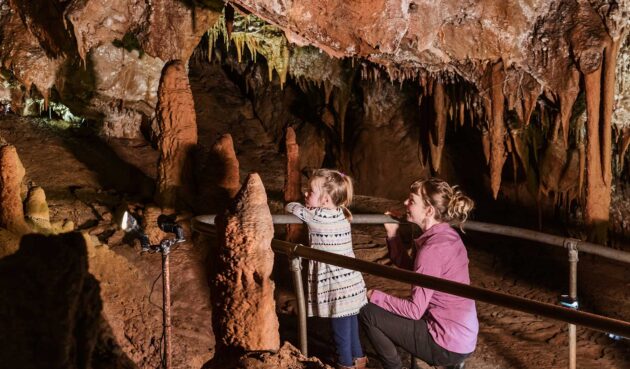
[290,255,308,356]
[163,249,172,369]
[565,239,579,369]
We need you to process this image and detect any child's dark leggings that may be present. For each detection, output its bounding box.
[331,314,363,367]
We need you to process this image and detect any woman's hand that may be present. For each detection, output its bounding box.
[384,211,401,238]
[367,289,374,300]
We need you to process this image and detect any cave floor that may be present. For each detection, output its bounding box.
[0,62,628,369]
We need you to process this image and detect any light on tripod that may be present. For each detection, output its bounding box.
[121,211,139,232]
[117,211,184,369]
[119,211,151,251]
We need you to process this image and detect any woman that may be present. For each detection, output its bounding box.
[359,177,478,369]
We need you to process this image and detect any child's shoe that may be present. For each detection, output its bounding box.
[354,356,368,369]
[336,364,355,369]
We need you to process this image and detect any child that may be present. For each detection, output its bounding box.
[286,169,368,369]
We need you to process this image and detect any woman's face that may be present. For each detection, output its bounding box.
[404,191,433,228]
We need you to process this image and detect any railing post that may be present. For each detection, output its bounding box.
[289,252,308,356]
[564,239,579,369]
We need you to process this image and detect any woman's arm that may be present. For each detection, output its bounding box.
[369,241,444,320]
[386,236,414,270]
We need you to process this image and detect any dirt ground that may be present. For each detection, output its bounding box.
[0,61,628,369]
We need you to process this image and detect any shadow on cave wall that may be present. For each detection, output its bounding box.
[0,232,136,369]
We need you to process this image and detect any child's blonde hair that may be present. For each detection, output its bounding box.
[410,177,474,226]
[310,168,354,220]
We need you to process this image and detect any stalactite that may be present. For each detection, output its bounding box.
[324,80,333,105]
[584,64,609,240]
[522,86,540,127]
[225,4,235,40]
[429,82,447,172]
[510,128,528,174]
[578,141,585,200]
[619,127,630,171]
[458,96,465,127]
[481,128,490,165]
[601,38,621,186]
[489,61,506,199]
[561,69,580,145]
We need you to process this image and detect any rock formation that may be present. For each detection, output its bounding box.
[284,126,304,242]
[196,133,241,214]
[0,145,29,234]
[213,173,279,354]
[155,60,198,210]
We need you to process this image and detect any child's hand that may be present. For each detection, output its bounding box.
[384,211,401,238]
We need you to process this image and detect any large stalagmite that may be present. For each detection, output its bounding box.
[155,60,198,210]
[0,145,29,234]
[213,173,279,353]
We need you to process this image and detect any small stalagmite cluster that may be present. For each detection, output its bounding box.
[0,144,74,248]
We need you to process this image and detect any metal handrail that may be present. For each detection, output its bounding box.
[192,217,630,337]
[194,214,630,264]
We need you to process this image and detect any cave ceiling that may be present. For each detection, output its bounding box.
[0,0,629,239]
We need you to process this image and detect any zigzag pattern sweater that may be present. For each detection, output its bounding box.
[286,202,368,318]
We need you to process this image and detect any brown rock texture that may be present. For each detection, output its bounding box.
[0,145,29,234]
[213,173,279,353]
[231,342,333,369]
[0,7,62,106]
[155,60,198,210]
[137,0,219,62]
[350,79,427,198]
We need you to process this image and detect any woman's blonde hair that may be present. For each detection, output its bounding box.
[410,177,474,226]
[310,168,354,220]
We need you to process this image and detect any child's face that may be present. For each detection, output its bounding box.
[304,178,327,208]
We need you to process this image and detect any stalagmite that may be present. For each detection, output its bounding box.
[0,145,29,234]
[197,134,241,213]
[155,60,198,210]
[24,186,51,230]
[430,82,447,172]
[489,61,507,199]
[213,173,280,353]
[284,127,304,243]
